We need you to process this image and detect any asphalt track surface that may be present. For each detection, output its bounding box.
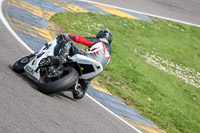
[0,7,138,133]
[90,0,200,26]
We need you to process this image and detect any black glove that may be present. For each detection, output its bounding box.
[57,33,68,44]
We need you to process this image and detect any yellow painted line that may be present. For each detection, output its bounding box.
[92,4,138,20]
[7,17,52,42]
[8,0,55,20]
[91,80,112,95]
[91,84,112,95]
[92,80,101,85]
[120,116,166,133]
[59,3,88,12]
[6,17,39,37]
[32,26,53,41]
[45,0,88,12]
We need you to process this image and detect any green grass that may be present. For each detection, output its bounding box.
[49,12,200,133]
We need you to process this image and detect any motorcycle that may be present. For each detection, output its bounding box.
[13,35,103,94]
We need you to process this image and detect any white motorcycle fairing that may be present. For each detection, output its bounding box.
[24,38,103,82]
[69,54,103,79]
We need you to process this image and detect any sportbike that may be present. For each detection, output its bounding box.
[13,35,103,94]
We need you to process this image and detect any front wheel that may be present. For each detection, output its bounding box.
[38,67,79,94]
[13,56,31,73]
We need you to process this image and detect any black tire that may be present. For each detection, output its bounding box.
[38,67,79,94]
[13,56,30,73]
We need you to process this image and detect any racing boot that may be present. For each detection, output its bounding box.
[72,83,85,100]
[72,90,85,100]
[72,79,91,100]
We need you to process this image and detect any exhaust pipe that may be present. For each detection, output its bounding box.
[75,83,82,91]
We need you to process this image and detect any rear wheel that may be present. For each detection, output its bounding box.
[38,67,79,94]
[13,56,31,73]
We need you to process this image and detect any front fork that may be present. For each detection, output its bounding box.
[28,52,37,60]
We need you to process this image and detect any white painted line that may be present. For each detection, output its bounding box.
[86,94,143,133]
[78,0,200,27]
[0,0,142,132]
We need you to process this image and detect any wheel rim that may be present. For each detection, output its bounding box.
[20,57,29,64]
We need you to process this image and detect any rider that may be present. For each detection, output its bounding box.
[57,29,113,100]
